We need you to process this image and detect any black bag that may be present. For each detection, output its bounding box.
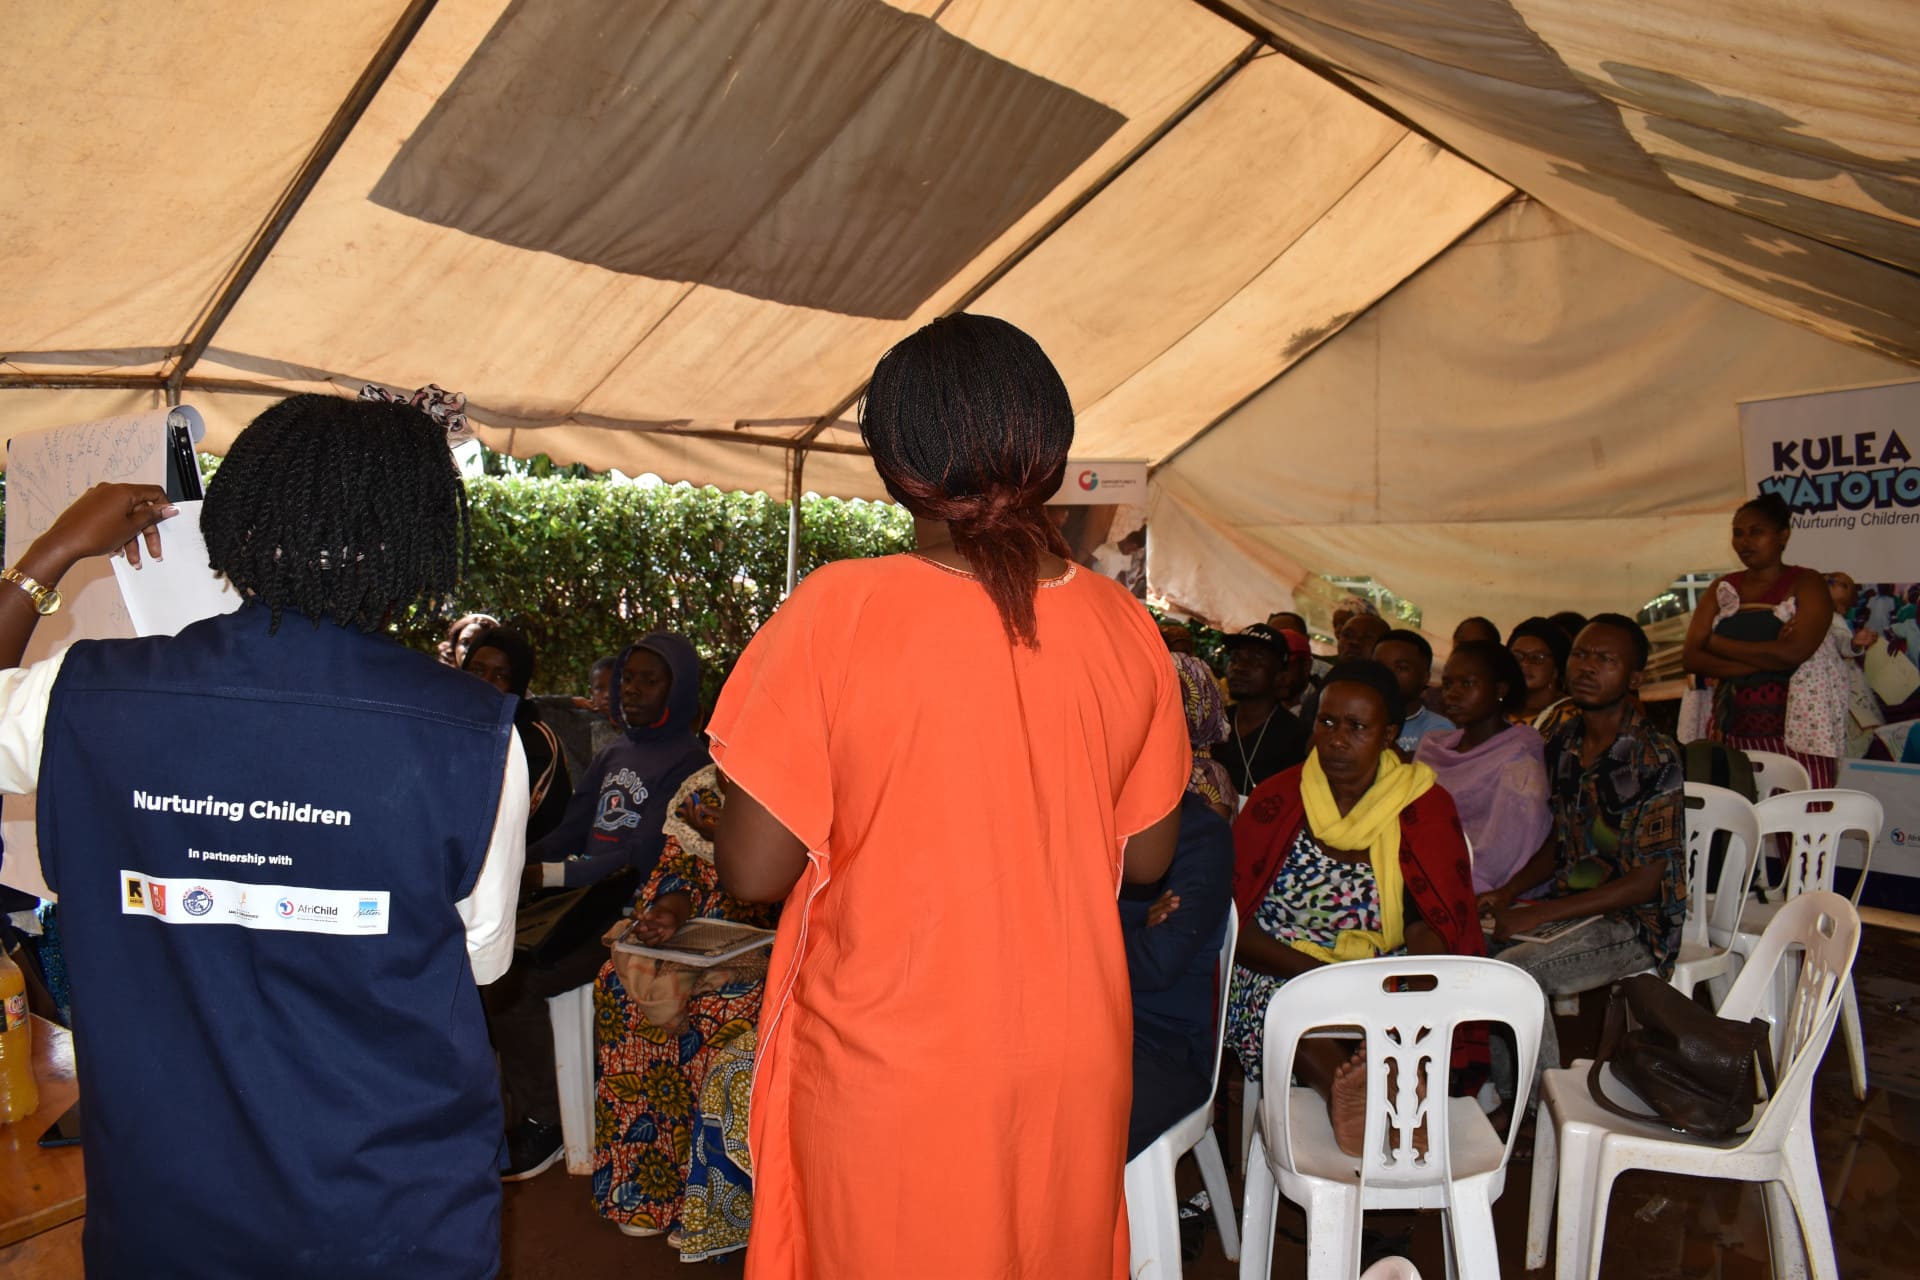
[1587,974,1777,1140]
[512,866,639,968]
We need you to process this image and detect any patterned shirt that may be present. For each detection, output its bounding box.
[1543,700,1687,970]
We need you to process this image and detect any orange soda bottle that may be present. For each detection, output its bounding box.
[0,947,38,1123]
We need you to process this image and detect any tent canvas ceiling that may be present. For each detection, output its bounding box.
[2,0,1915,627]
[1150,198,1918,636]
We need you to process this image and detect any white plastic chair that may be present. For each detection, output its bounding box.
[1359,1260,1422,1280]
[1126,909,1241,1277]
[1525,890,1860,1280]
[1743,749,1810,903]
[1745,749,1812,800]
[1672,783,1762,1006]
[1240,956,1542,1280]
[550,981,596,1175]
[1728,790,1882,1100]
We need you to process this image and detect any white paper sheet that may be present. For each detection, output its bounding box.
[110,501,242,636]
[1,406,203,898]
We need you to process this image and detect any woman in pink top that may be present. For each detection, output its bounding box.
[1416,640,1550,894]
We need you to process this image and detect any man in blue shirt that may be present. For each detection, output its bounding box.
[1375,629,1454,756]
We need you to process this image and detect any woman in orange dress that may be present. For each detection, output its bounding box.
[707,314,1190,1280]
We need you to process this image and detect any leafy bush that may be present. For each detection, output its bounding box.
[395,477,913,701]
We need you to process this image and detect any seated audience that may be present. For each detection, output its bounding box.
[1214,625,1311,800]
[438,610,500,667]
[1374,629,1453,754]
[1329,599,1375,644]
[592,766,772,1258]
[1119,772,1233,1160]
[1452,616,1501,647]
[530,636,710,888]
[1415,641,1550,894]
[486,633,711,1179]
[1177,653,1239,818]
[1337,611,1392,662]
[586,653,624,758]
[1507,616,1577,733]
[1477,615,1686,1099]
[1682,492,1838,786]
[1548,611,1589,642]
[587,654,618,720]
[1227,661,1485,1156]
[1268,609,1330,698]
[1299,610,1394,726]
[464,625,574,843]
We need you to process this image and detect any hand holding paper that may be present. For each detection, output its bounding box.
[110,501,244,637]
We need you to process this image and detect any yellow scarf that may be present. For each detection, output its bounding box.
[1289,750,1436,963]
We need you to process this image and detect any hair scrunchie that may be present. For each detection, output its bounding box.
[359,382,470,439]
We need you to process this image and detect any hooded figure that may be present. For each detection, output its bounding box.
[527,632,709,889]
[462,624,573,844]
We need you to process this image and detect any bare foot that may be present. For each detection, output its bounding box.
[1329,1046,1369,1157]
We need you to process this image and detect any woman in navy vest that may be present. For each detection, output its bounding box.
[0,395,528,1279]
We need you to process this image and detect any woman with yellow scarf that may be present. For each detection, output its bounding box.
[1226,661,1486,1157]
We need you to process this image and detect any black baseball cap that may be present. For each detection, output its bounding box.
[1224,623,1306,661]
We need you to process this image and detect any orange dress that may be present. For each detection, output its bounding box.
[707,554,1189,1280]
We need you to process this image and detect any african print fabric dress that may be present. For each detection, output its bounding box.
[591,839,775,1258]
[1224,827,1383,1082]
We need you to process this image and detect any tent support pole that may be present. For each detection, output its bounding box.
[784,448,807,596]
[163,0,442,400]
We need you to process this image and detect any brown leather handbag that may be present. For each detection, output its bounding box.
[1586,973,1777,1140]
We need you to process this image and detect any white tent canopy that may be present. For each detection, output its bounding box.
[3,0,1915,627]
[1151,199,1915,636]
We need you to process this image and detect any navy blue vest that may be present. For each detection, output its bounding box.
[38,606,515,1279]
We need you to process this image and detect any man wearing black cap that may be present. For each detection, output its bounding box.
[1212,624,1311,801]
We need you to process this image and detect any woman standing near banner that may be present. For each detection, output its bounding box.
[1682,491,1839,785]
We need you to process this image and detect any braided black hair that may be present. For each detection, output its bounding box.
[861,313,1074,648]
[203,394,468,633]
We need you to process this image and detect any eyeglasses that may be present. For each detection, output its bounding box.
[1512,651,1557,666]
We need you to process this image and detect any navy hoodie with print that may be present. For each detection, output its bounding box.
[529,633,709,888]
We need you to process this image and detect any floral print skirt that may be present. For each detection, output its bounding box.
[590,959,764,1259]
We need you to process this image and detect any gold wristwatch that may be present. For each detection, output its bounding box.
[0,568,62,615]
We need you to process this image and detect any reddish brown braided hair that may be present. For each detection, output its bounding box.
[861,314,1074,648]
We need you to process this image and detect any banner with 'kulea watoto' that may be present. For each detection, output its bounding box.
[1740,380,1920,582]
[1742,379,1920,910]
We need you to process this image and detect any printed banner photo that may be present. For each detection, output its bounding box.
[1047,460,1149,598]
[1739,380,1920,582]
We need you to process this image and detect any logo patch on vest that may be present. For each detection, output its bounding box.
[121,870,389,936]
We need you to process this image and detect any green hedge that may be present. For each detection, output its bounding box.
[0,471,911,701]
[395,476,913,700]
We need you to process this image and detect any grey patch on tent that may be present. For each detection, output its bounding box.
[369,0,1125,321]
[1281,311,1358,360]
[1651,157,1920,275]
[1590,62,1920,219]
[1691,255,1914,363]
